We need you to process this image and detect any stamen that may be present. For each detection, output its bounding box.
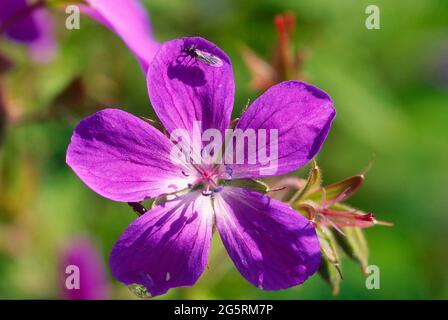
[181,170,190,177]
[267,186,286,193]
[202,190,213,196]
[321,208,375,222]
[319,214,346,236]
[225,165,233,180]
[324,187,351,208]
[355,213,375,221]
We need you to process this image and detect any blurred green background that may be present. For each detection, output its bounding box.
[0,0,447,299]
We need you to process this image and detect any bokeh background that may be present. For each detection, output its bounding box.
[0,0,447,299]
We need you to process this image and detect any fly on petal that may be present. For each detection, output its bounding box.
[182,46,223,67]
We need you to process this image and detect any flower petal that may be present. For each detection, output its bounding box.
[147,37,234,141]
[66,109,195,202]
[0,0,56,63]
[0,0,39,43]
[59,237,109,300]
[28,9,57,64]
[214,187,321,290]
[82,0,160,71]
[229,81,335,178]
[110,192,214,297]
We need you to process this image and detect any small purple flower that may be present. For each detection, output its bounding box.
[0,0,56,63]
[81,0,160,71]
[66,37,335,297]
[59,237,110,300]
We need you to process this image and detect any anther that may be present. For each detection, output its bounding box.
[182,170,190,177]
[225,165,233,180]
[201,190,213,196]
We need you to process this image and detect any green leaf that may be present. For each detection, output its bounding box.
[306,174,364,204]
[335,227,369,275]
[289,159,321,204]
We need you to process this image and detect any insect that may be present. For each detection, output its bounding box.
[181,45,223,67]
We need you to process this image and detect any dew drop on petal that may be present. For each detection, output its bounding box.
[257,273,264,290]
[128,283,152,299]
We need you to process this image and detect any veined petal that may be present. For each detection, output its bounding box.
[214,187,321,290]
[82,0,160,71]
[110,192,214,297]
[66,109,195,202]
[229,81,335,178]
[147,37,234,143]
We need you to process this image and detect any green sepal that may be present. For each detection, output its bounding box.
[335,227,369,275]
[316,226,343,295]
[295,202,316,220]
[306,175,364,204]
[318,256,342,296]
[317,227,341,265]
[289,159,321,204]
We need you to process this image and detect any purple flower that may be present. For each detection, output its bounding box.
[0,0,56,63]
[59,237,110,300]
[81,0,160,72]
[66,37,336,297]
[1,0,157,66]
